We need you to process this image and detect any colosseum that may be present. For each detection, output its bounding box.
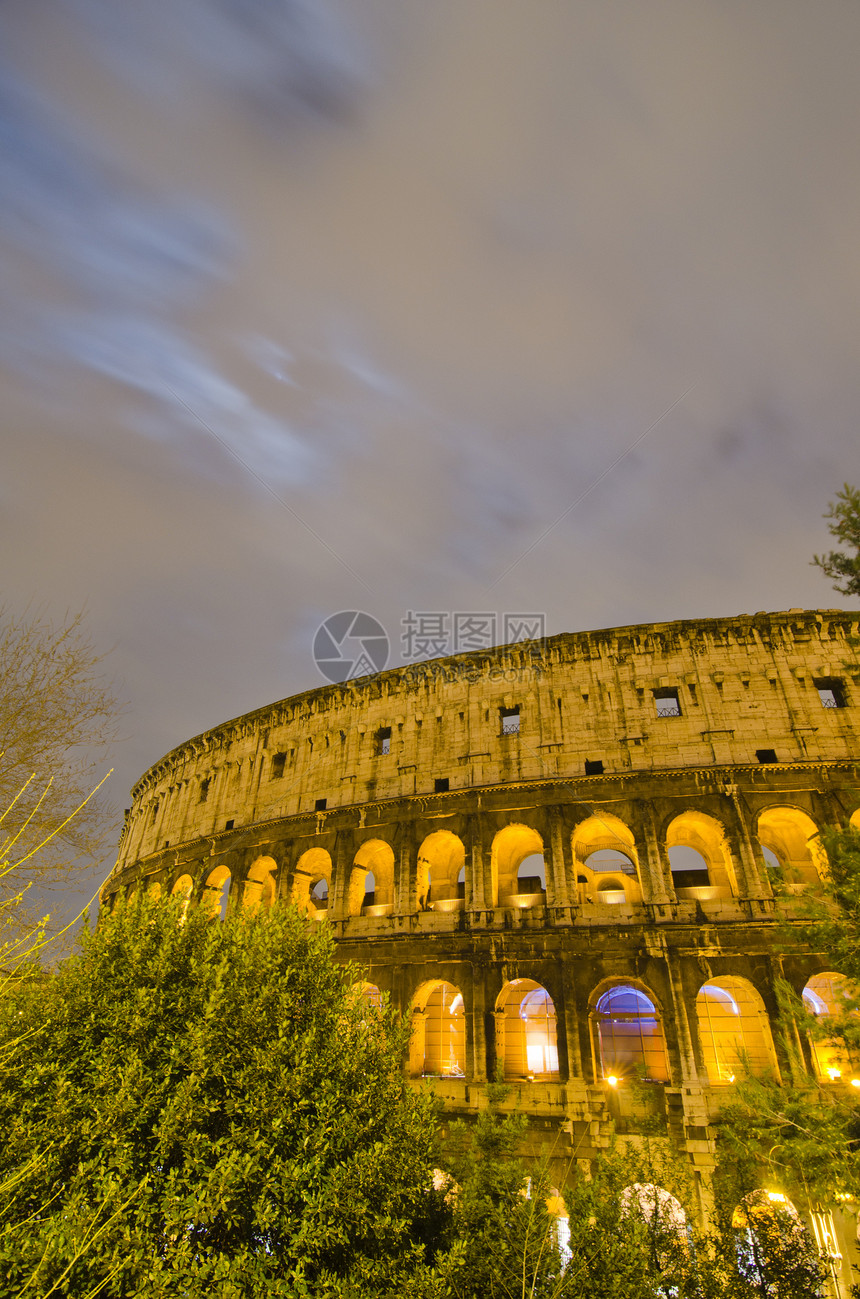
[106,607,860,1280]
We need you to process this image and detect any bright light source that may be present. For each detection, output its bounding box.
[828,1068,842,1080]
[766,1191,787,1204]
[851,1079,860,1089]
[727,1074,736,1083]
[606,1075,618,1087]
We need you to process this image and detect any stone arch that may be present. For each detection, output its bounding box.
[349,839,395,916]
[292,847,332,920]
[243,855,277,909]
[756,806,827,886]
[203,864,231,920]
[850,810,860,834]
[802,972,857,1080]
[665,810,737,897]
[590,981,670,1083]
[491,823,544,906]
[495,979,560,1081]
[146,879,162,900]
[170,872,194,922]
[695,977,778,1084]
[571,813,642,905]
[416,830,466,911]
[409,979,466,1079]
[732,1190,816,1291]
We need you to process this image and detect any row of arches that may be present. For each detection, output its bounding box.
[391,972,856,1086]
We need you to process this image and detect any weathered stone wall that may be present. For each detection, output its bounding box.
[107,609,860,1242]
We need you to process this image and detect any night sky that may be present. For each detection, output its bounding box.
[2,0,859,903]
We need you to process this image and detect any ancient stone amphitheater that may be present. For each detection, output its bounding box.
[106,608,860,1263]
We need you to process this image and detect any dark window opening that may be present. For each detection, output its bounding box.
[434,777,449,793]
[584,759,604,776]
[199,778,210,804]
[688,683,698,705]
[315,797,327,811]
[377,726,391,755]
[814,677,847,709]
[653,688,681,718]
[362,871,376,908]
[755,749,778,764]
[150,802,159,825]
[271,752,286,779]
[500,706,520,735]
[225,819,234,831]
[457,866,466,899]
[164,840,169,849]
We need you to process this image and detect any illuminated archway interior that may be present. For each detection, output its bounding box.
[410,981,465,1078]
[756,807,826,886]
[593,985,669,1082]
[497,979,559,1080]
[695,978,777,1084]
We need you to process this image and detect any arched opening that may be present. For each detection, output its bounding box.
[292,847,331,920]
[409,981,466,1078]
[496,979,560,1080]
[757,807,826,887]
[491,824,545,907]
[803,972,857,1080]
[349,839,395,917]
[516,853,546,897]
[572,815,642,904]
[243,856,277,909]
[355,981,383,1013]
[665,811,737,898]
[203,865,231,920]
[695,978,778,1084]
[170,873,194,922]
[416,831,466,912]
[146,880,162,900]
[620,1184,688,1268]
[592,984,669,1082]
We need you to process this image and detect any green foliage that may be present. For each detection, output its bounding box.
[712,1062,860,1209]
[0,898,443,1297]
[429,1100,561,1298]
[813,483,860,599]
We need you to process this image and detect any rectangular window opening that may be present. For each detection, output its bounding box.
[500,706,520,735]
[584,759,604,776]
[271,753,286,780]
[377,726,392,755]
[814,678,847,709]
[653,688,681,718]
[434,777,449,793]
[315,797,327,811]
[755,749,778,764]
[225,819,234,830]
[198,778,210,804]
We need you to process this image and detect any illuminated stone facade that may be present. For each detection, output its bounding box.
[107,608,860,1268]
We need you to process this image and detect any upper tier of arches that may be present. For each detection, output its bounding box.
[109,796,839,924]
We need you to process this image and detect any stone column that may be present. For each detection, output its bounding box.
[465,812,491,912]
[394,819,418,917]
[720,784,770,900]
[468,970,488,1082]
[409,1009,427,1077]
[329,827,356,921]
[664,952,701,1087]
[493,1008,506,1082]
[632,800,674,904]
[547,806,573,909]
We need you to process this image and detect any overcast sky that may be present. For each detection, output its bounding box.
[2,0,859,898]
